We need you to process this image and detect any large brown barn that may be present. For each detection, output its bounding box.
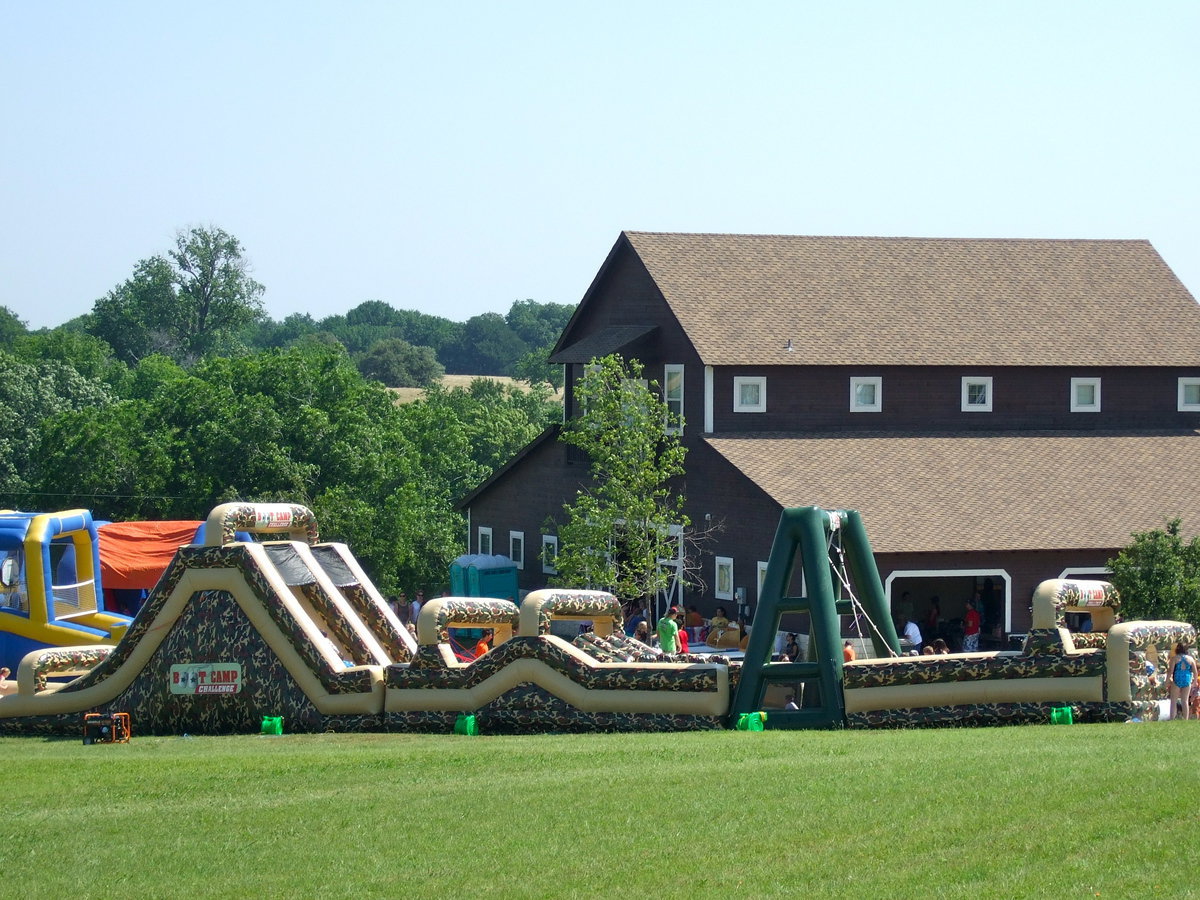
[460,232,1200,646]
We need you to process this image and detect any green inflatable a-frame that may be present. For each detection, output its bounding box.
[729,507,900,729]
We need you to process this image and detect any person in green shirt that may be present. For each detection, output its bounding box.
[657,606,681,655]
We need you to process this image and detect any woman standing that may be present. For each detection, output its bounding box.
[1167,643,1197,720]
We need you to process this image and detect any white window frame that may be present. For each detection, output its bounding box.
[509,531,525,570]
[733,376,766,413]
[757,560,769,601]
[663,364,684,434]
[1056,566,1111,579]
[1070,377,1101,413]
[541,535,558,575]
[961,376,993,412]
[477,526,492,556]
[850,376,882,413]
[885,568,1013,632]
[715,556,734,601]
[1179,377,1200,411]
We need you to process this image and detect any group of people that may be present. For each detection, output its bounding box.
[624,603,733,654]
[390,590,426,626]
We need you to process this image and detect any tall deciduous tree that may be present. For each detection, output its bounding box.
[169,226,265,358]
[1107,519,1200,627]
[552,354,688,608]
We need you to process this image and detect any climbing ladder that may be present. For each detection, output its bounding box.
[728,507,900,729]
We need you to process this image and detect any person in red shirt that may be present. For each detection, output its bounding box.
[963,597,982,652]
[473,629,492,659]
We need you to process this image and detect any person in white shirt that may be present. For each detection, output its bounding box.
[899,615,923,652]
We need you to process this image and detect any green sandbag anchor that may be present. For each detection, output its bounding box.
[261,715,283,735]
[454,713,480,735]
[736,711,767,731]
[1050,706,1073,725]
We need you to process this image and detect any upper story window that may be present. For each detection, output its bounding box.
[850,376,882,412]
[1179,377,1200,412]
[664,364,684,434]
[961,376,993,412]
[509,531,524,570]
[733,376,766,412]
[477,526,492,556]
[541,534,558,575]
[1070,377,1101,413]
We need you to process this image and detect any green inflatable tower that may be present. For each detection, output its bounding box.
[729,507,900,729]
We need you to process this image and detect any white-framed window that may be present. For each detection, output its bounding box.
[850,376,882,413]
[509,531,525,570]
[1070,377,1101,413]
[757,560,769,601]
[477,526,492,556]
[1179,377,1200,411]
[715,556,734,601]
[961,376,993,412]
[541,535,558,575]
[733,377,766,412]
[664,364,684,434]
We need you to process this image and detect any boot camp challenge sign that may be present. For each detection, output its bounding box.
[169,663,243,694]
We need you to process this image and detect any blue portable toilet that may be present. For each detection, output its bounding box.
[450,554,518,600]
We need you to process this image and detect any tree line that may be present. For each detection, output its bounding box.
[0,226,566,595]
[63,226,573,389]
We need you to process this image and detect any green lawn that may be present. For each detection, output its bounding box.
[2,723,1197,898]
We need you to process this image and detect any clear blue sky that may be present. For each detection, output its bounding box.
[3,2,1197,331]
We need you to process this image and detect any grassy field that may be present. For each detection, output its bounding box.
[3,724,1197,899]
[390,374,563,404]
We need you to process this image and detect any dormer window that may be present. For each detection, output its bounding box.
[1070,377,1101,412]
[1179,377,1200,411]
[733,376,766,412]
[664,364,684,434]
[850,376,882,412]
[961,376,993,412]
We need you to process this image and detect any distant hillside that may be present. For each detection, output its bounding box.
[390,374,563,404]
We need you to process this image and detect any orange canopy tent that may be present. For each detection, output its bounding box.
[97,521,202,590]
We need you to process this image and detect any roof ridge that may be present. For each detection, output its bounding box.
[623,231,1151,245]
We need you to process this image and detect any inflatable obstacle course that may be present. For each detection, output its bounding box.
[0,502,1192,736]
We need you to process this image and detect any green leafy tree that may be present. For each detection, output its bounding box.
[0,306,27,349]
[441,313,528,375]
[0,352,114,503]
[169,226,265,358]
[89,256,178,364]
[504,299,574,348]
[551,354,688,605]
[512,343,564,389]
[1107,519,1200,627]
[14,328,129,392]
[357,338,444,387]
[88,226,264,364]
